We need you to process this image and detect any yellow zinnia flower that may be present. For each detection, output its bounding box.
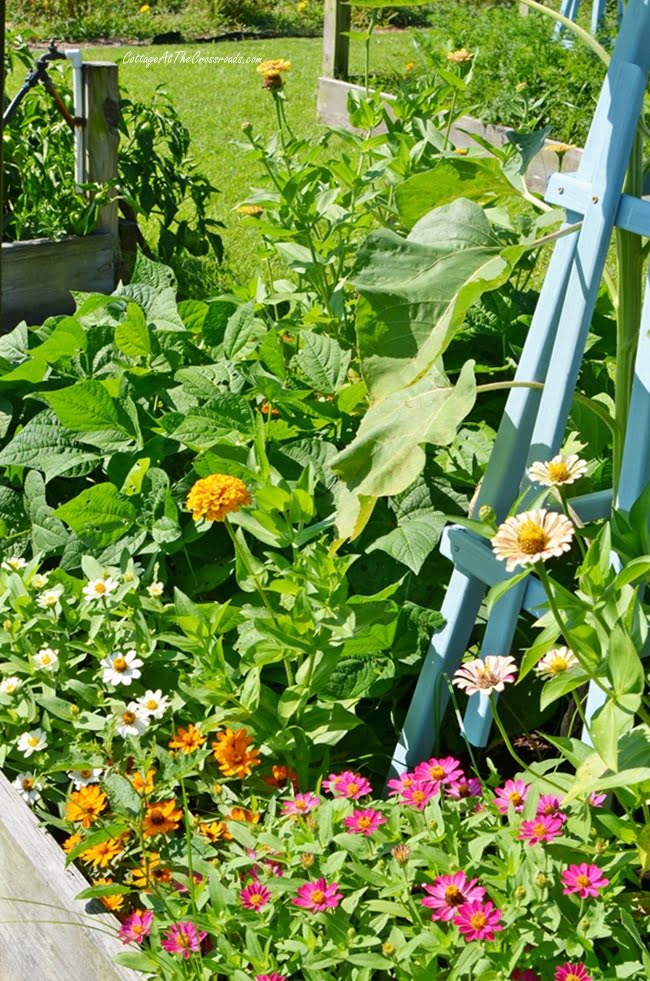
[447,48,473,63]
[186,474,251,523]
[256,59,291,76]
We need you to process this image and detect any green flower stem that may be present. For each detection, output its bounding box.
[364,11,378,94]
[571,688,591,738]
[443,87,458,153]
[557,487,587,560]
[475,380,621,442]
[490,697,567,794]
[224,517,295,687]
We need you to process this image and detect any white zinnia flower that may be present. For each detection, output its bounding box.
[492,508,574,572]
[82,577,119,601]
[0,676,22,695]
[36,585,64,609]
[136,689,170,720]
[147,581,164,598]
[2,556,27,572]
[31,573,50,589]
[535,647,580,680]
[115,703,149,738]
[528,454,588,487]
[12,772,42,805]
[69,767,103,789]
[33,648,60,672]
[452,655,518,697]
[100,650,143,687]
[17,728,48,757]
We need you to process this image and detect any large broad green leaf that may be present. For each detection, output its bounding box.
[352,199,518,400]
[23,470,69,557]
[54,483,137,549]
[37,380,120,433]
[396,159,519,228]
[332,360,476,499]
[295,332,352,394]
[30,317,87,363]
[367,515,447,574]
[115,283,185,331]
[0,410,100,481]
[166,393,255,450]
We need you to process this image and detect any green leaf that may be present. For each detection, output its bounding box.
[30,317,87,362]
[116,283,185,331]
[396,159,519,228]
[539,669,590,711]
[295,332,352,394]
[607,625,645,696]
[0,410,100,481]
[166,393,254,450]
[103,772,141,817]
[54,483,136,549]
[38,380,120,433]
[76,882,131,899]
[589,699,635,771]
[321,655,391,700]
[352,200,517,400]
[332,360,476,499]
[113,952,159,971]
[368,515,446,574]
[224,301,258,359]
[114,302,151,358]
[130,250,176,290]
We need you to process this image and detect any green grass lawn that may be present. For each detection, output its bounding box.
[81,33,416,286]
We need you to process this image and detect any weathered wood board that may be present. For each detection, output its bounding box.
[1,233,114,329]
[317,76,583,194]
[0,771,139,980]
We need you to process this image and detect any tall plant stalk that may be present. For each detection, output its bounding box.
[613,131,644,493]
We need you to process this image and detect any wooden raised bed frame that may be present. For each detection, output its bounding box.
[1,61,119,330]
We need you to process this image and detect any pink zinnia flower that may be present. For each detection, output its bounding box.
[512,971,541,981]
[386,771,416,796]
[518,815,564,845]
[494,778,529,814]
[589,791,606,807]
[342,808,386,836]
[413,756,464,787]
[536,794,568,823]
[452,655,517,696]
[256,975,286,981]
[292,877,342,912]
[454,899,503,941]
[561,863,609,898]
[161,920,207,958]
[281,793,320,816]
[240,882,272,911]
[555,963,592,981]
[401,780,438,810]
[421,872,486,921]
[119,909,153,945]
[446,777,482,800]
[322,770,372,799]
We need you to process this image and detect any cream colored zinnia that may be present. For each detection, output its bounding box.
[452,655,518,696]
[492,508,574,572]
[528,454,588,487]
[535,647,580,680]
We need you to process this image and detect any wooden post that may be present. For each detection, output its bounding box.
[83,61,119,240]
[323,0,351,80]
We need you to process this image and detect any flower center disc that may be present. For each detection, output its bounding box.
[516,521,549,555]
[547,462,571,482]
[311,890,325,904]
[469,912,486,929]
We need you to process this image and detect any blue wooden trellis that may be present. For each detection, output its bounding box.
[388,0,650,779]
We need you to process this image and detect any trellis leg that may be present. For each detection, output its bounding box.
[591,0,606,34]
[323,0,351,81]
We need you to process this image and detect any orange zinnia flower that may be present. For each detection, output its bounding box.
[212,727,261,779]
[95,878,125,912]
[143,799,183,837]
[228,807,260,824]
[263,765,298,790]
[131,852,173,890]
[168,723,207,754]
[63,833,82,854]
[186,474,251,523]
[128,768,156,795]
[65,785,108,828]
[81,836,125,868]
[199,820,227,844]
